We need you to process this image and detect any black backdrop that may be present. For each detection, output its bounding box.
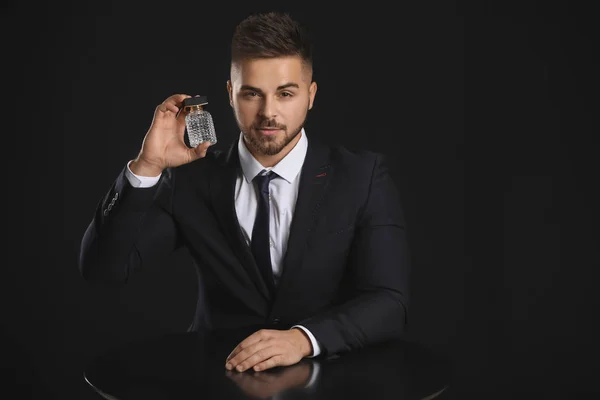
[2,2,599,398]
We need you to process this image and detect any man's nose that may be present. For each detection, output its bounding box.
[259,96,277,118]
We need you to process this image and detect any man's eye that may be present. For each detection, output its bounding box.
[244,92,258,97]
[281,92,293,97]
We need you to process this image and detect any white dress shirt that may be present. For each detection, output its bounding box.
[124,128,322,357]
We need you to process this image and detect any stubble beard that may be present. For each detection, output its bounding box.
[236,108,308,157]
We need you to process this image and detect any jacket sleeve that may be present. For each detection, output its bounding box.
[78,164,181,285]
[298,153,411,357]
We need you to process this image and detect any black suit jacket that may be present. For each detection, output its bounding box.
[78,136,410,357]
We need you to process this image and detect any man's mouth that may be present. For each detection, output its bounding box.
[257,127,281,135]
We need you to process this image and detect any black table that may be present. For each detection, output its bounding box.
[84,329,449,399]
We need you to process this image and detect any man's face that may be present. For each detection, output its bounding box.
[227,56,317,156]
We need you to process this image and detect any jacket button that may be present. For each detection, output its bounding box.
[271,317,280,324]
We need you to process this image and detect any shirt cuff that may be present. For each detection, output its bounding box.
[125,160,162,188]
[291,325,321,358]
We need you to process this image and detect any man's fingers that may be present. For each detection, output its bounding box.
[166,93,192,106]
[226,330,272,363]
[226,336,260,362]
[193,142,212,158]
[188,143,209,162]
[164,103,179,113]
[158,94,190,115]
[227,339,273,371]
[234,346,282,372]
[160,94,192,113]
[253,355,284,372]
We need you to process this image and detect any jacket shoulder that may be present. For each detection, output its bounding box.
[326,142,384,174]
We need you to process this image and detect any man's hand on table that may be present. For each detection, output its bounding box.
[225,328,312,372]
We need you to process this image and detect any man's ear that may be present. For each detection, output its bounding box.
[226,80,233,107]
[308,81,317,110]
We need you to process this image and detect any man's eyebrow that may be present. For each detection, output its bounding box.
[276,82,299,90]
[240,82,300,93]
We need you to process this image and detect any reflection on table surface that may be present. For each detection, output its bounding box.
[84,329,449,400]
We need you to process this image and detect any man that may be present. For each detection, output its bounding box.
[78,11,410,373]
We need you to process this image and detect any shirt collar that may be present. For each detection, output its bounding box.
[238,128,308,184]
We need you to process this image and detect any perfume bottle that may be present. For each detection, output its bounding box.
[182,95,217,148]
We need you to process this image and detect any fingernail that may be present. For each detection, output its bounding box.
[237,365,243,372]
[226,363,232,370]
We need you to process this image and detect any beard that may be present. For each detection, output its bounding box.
[234,106,309,157]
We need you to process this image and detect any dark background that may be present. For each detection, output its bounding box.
[3,2,599,398]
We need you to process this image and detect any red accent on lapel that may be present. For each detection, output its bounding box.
[316,172,327,178]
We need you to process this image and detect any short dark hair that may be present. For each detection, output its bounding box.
[231,11,313,75]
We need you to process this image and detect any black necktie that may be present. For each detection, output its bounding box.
[251,170,278,294]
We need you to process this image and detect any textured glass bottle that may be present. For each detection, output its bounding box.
[182,95,217,147]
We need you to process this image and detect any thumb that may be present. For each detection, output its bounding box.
[189,142,211,161]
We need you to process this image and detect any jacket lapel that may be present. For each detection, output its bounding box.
[210,142,272,301]
[274,138,332,300]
